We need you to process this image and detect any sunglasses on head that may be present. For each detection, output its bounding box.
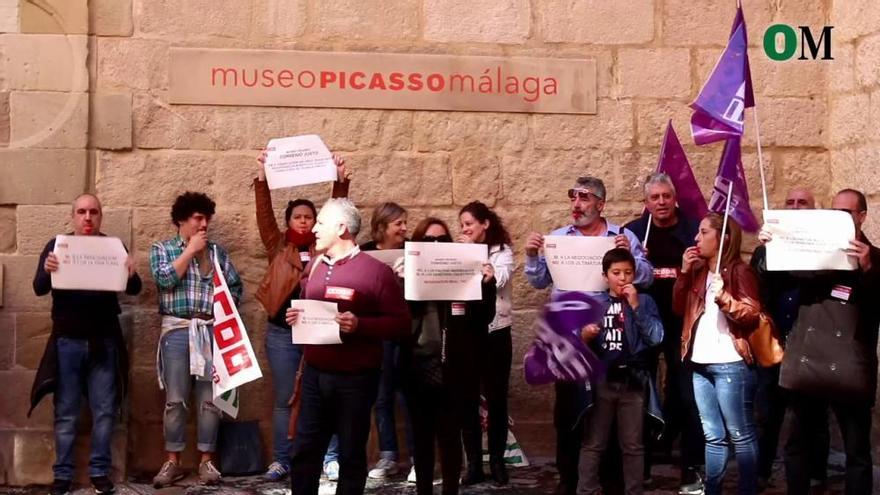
[567,188,601,201]
[422,234,452,243]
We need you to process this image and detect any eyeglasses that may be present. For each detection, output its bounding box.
[421,235,452,243]
[567,188,601,202]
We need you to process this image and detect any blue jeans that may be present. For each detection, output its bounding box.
[265,321,339,467]
[160,328,221,452]
[374,341,414,460]
[692,361,758,495]
[53,337,118,480]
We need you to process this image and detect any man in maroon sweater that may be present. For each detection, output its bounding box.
[287,198,410,495]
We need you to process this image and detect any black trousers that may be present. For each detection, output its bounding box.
[290,365,380,495]
[659,346,705,472]
[785,392,873,495]
[462,327,513,464]
[405,378,463,495]
[555,381,584,494]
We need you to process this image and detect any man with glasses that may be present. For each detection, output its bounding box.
[524,176,653,495]
[761,188,880,494]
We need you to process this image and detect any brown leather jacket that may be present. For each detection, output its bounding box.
[254,177,349,318]
[672,258,762,364]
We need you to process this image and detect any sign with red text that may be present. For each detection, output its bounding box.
[211,255,262,416]
[170,48,597,115]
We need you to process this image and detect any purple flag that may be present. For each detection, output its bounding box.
[690,6,755,145]
[524,292,605,385]
[708,137,759,232]
[657,121,709,219]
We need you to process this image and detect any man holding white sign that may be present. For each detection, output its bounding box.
[285,198,410,495]
[523,176,653,495]
[149,192,243,488]
[31,193,141,495]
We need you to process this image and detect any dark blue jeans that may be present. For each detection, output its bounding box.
[692,361,758,495]
[53,337,118,480]
[265,321,338,467]
[290,365,380,495]
[374,340,414,459]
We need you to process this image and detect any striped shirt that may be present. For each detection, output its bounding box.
[149,236,242,318]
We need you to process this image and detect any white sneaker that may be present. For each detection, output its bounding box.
[323,460,339,482]
[368,458,399,479]
[407,466,417,483]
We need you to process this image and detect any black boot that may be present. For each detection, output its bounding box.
[461,462,485,485]
[489,458,509,485]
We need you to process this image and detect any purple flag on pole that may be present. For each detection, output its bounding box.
[657,121,709,219]
[524,292,605,385]
[708,137,759,232]
[690,6,755,145]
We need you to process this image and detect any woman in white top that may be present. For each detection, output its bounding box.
[672,213,761,495]
[457,201,515,486]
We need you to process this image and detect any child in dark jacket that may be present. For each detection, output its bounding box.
[577,248,664,495]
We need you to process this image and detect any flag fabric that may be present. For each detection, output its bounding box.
[211,254,262,418]
[708,137,760,232]
[690,5,755,145]
[657,121,709,219]
[524,292,605,385]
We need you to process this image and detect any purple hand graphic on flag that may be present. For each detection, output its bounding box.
[708,137,759,232]
[691,6,755,145]
[657,121,709,220]
[524,292,605,385]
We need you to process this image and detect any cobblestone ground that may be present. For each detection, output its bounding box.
[6,452,871,495]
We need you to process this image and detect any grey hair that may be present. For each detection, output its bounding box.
[643,172,677,198]
[71,193,102,213]
[574,176,606,200]
[322,198,362,236]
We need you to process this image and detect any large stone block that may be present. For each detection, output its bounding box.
[89,0,133,36]
[539,0,654,44]
[413,112,529,154]
[9,91,88,149]
[830,93,871,147]
[0,34,88,91]
[776,150,831,203]
[502,151,615,205]
[91,93,132,150]
[0,0,18,33]
[8,431,53,485]
[856,33,880,89]
[15,205,133,255]
[250,0,307,40]
[0,149,87,204]
[0,369,51,428]
[20,0,88,34]
[663,0,774,46]
[135,0,251,44]
[450,151,501,206]
[14,311,51,369]
[347,153,452,207]
[312,0,419,41]
[829,42,855,95]
[634,102,693,147]
[831,0,880,42]
[532,100,634,150]
[97,38,169,91]
[755,96,826,147]
[0,206,14,252]
[95,150,216,207]
[0,255,48,310]
[619,48,691,99]
[0,91,9,145]
[425,0,530,43]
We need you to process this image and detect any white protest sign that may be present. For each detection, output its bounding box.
[543,236,616,292]
[764,209,858,271]
[291,300,343,345]
[264,134,337,190]
[363,249,404,268]
[51,235,128,291]
[211,254,262,418]
[404,242,487,301]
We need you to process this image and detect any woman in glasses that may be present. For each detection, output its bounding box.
[401,217,497,495]
[457,201,516,486]
[360,202,417,482]
[254,152,348,482]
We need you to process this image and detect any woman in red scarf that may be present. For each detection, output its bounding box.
[254,152,350,482]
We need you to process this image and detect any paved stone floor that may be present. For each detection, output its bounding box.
[6,452,873,495]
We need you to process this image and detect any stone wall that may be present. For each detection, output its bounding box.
[0,0,856,485]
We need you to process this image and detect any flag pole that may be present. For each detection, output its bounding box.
[716,181,734,274]
[752,108,769,211]
[644,214,653,246]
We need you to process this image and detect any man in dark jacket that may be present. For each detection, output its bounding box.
[624,172,703,493]
[769,189,880,495]
[32,193,142,495]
